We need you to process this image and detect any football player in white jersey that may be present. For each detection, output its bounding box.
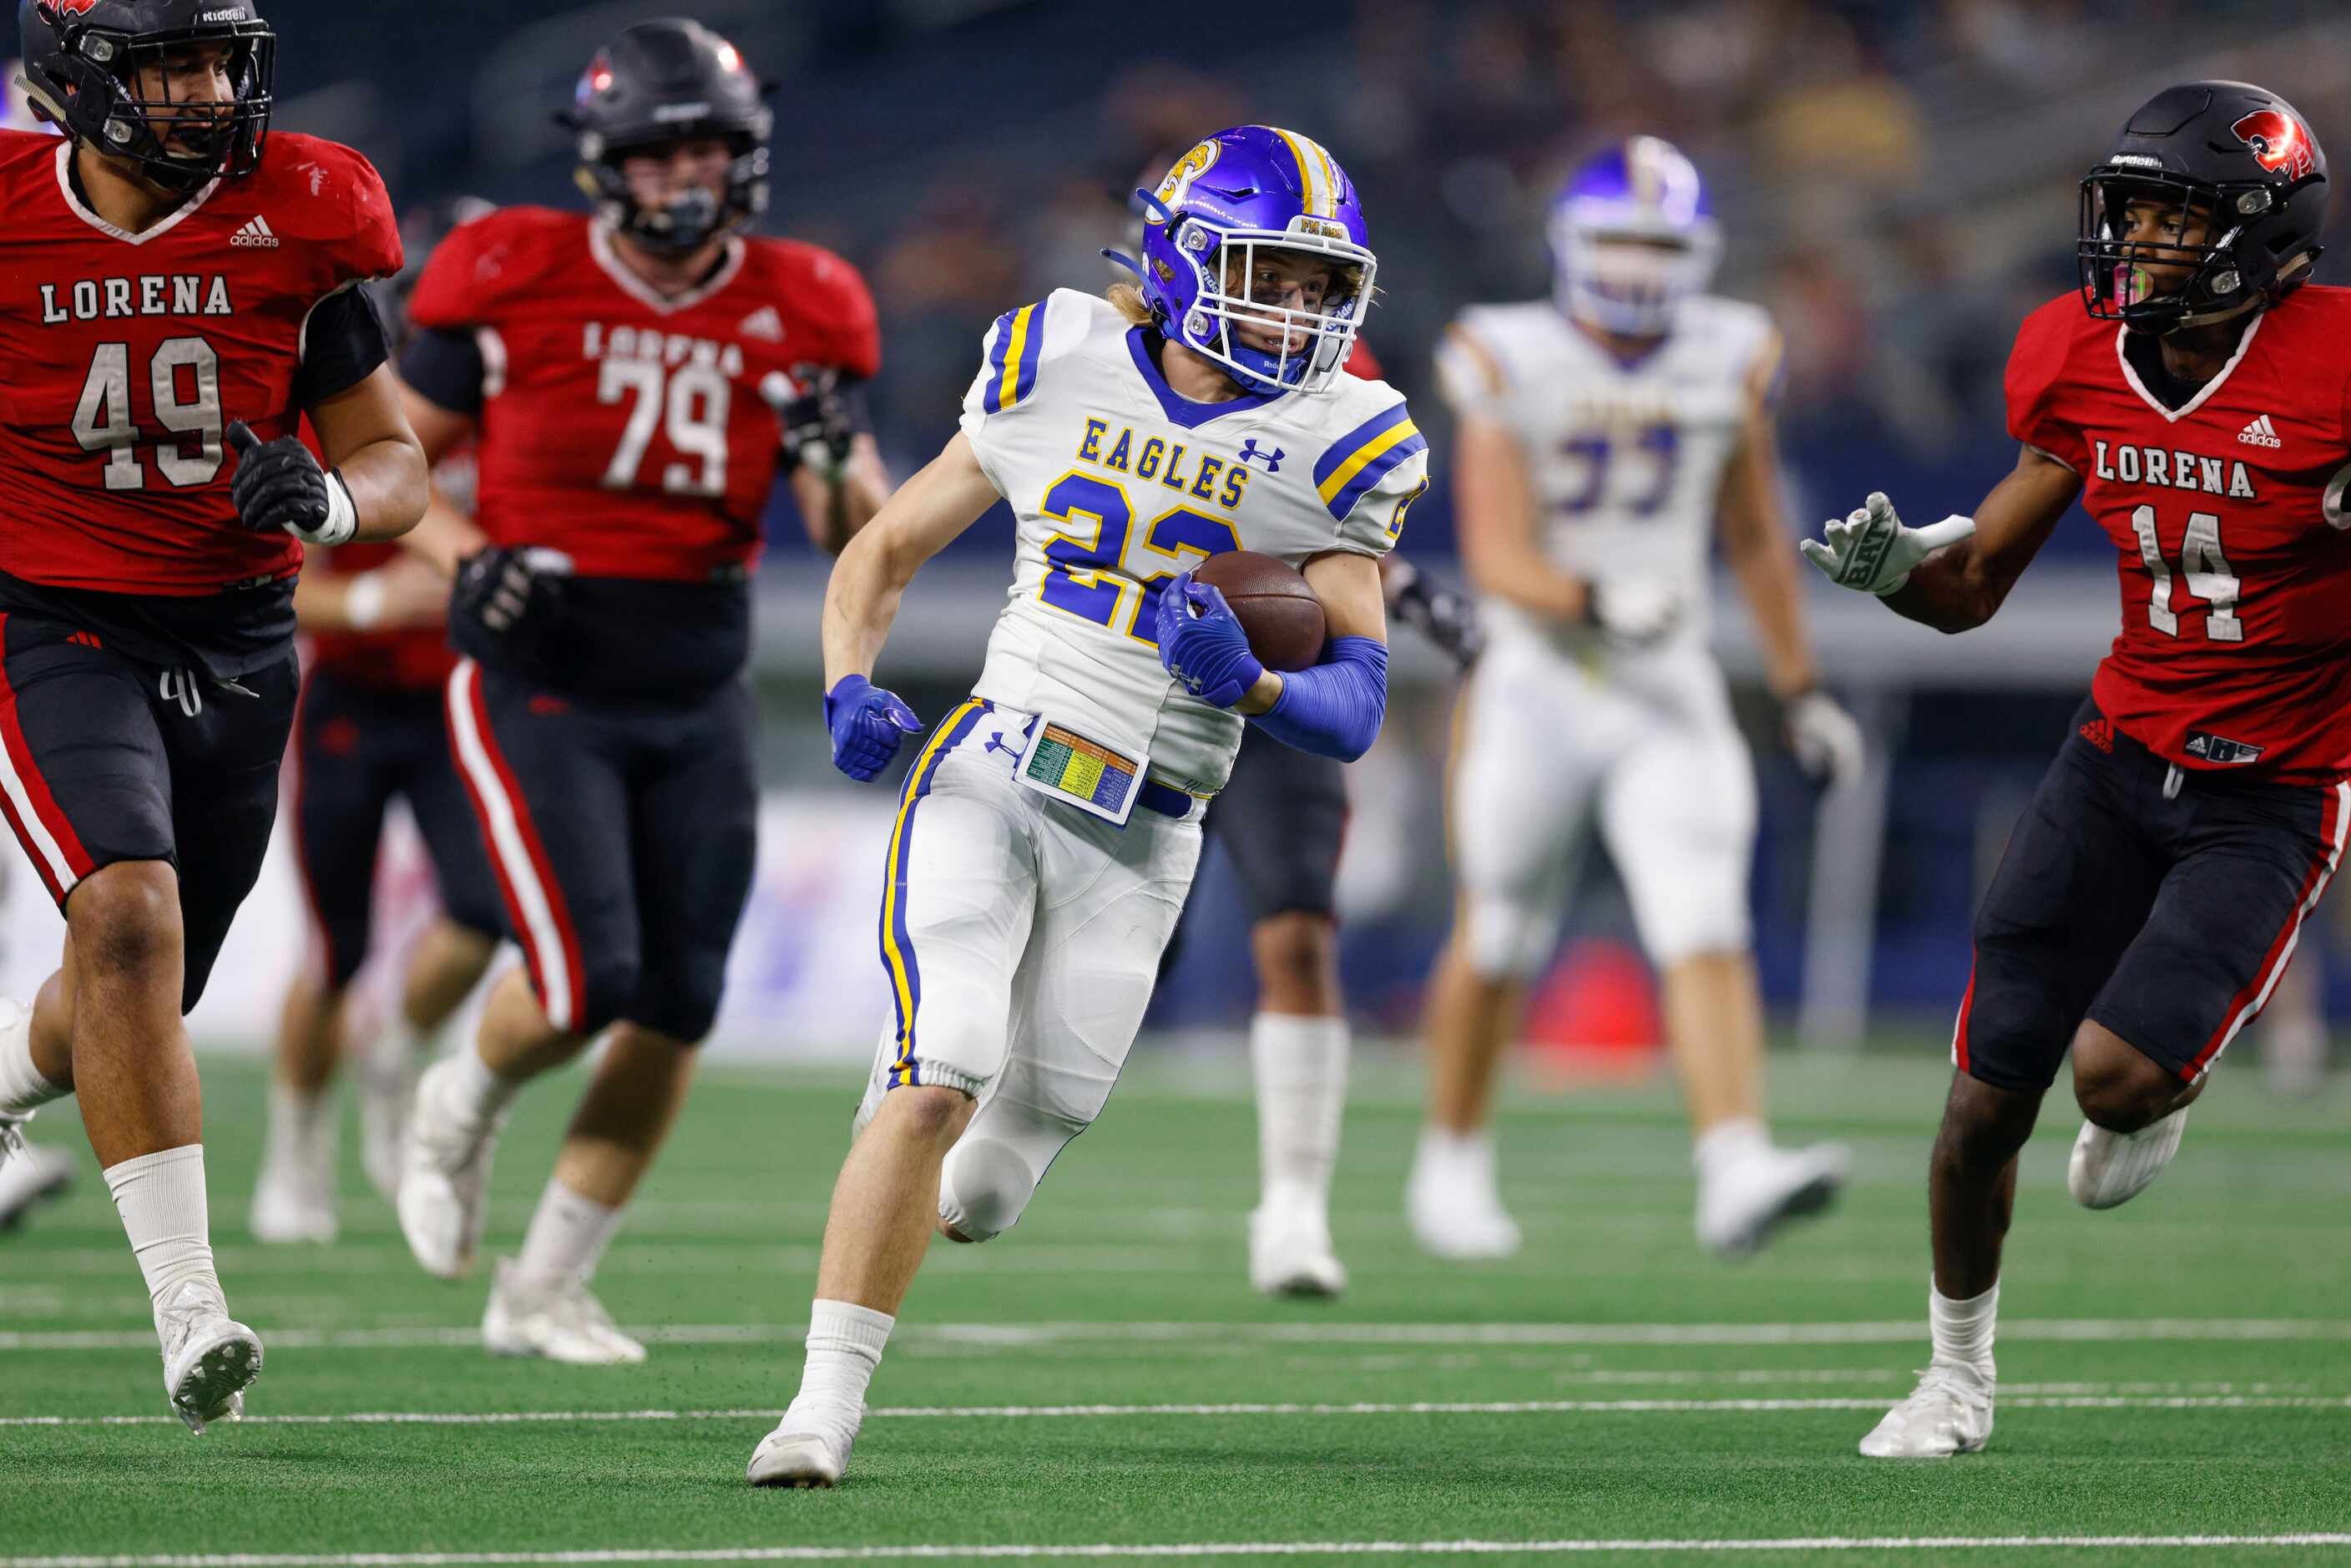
[746,126,1425,1489]
[1408,137,1862,1262]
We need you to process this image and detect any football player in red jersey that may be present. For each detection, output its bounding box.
[390,19,887,1363]
[0,0,427,1432]
[1804,81,2348,1458]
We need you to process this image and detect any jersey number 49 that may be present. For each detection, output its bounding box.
[73,339,225,492]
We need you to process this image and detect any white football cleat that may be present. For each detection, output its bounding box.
[156,1280,263,1435]
[482,1258,646,1364]
[1405,1130,1523,1261]
[360,1046,422,1202]
[1249,1196,1347,1299]
[397,1059,503,1279]
[249,1171,337,1246]
[1696,1140,1851,1258]
[1858,1361,1994,1459]
[2068,1109,2187,1211]
[746,1403,859,1489]
[0,1138,73,1231]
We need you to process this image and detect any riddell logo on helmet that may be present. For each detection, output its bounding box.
[2232,110,2316,180]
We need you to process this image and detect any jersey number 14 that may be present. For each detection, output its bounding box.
[2131,503,2242,642]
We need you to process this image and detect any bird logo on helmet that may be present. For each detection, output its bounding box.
[2078,81,2329,334]
[1549,135,1722,338]
[2232,109,2317,180]
[16,0,276,192]
[1115,124,1378,397]
[559,18,773,256]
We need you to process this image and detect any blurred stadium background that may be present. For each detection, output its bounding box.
[8,0,2351,1071]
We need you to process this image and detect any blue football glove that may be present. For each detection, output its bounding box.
[1154,571,1265,711]
[824,675,922,782]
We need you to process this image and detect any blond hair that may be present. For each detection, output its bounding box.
[1106,281,1153,326]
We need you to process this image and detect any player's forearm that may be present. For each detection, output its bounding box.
[1724,524,1819,697]
[402,490,486,576]
[1464,545,1587,623]
[1879,541,2002,635]
[336,435,431,544]
[821,525,910,684]
[796,438,892,557]
[291,571,355,633]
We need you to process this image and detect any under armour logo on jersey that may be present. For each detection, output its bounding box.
[1236,439,1284,473]
[230,216,281,250]
[983,731,1019,759]
[740,306,786,342]
[2237,413,2282,448]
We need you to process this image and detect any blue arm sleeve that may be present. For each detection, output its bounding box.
[1250,635,1389,762]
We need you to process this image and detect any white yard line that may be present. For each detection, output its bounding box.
[7,1318,2351,1353]
[7,1392,2348,1429]
[8,1535,2351,1565]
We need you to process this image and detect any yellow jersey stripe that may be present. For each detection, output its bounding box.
[995,306,1036,413]
[1317,417,1422,507]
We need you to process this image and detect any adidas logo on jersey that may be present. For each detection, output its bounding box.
[230,216,281,250]
[2079,718,2113,755]
[740,306,786,342]
[2237,413,2282,448]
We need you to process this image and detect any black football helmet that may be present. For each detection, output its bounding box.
[559,18,771,255]
[18,0,275,192]
[2078,80,2328,334]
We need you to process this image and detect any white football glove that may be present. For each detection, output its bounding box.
[1586,579,1683,648]
[1785,689,1865,794]
[1800,492,1976,596]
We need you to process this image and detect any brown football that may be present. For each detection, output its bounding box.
[1191,550,1327,672]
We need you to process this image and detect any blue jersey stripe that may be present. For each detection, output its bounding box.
[1312,402,1413,488]
[1326,430,1429,520]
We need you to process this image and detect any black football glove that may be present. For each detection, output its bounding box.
[454,547,564,659]
[1384,557,1484,670]
[225,422,357,546]
[763,365,857,482]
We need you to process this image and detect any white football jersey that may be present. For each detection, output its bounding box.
[1437,295,1778,652]
[958,289,1423,795]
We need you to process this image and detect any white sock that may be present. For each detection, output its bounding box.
[512,1179,624,1292]
[0,1003,68,1115]
[262,1081,334,1176]
[1251,1012,1348,1210]
[380,1011,442,1066]
[444,1044,519,1127]
[104,1146,221,1313]
[1929,1277,2000,1374]
[1693,1117,1771,1180]
[1413,1125,1497,1186]
[787,1298,895,1437]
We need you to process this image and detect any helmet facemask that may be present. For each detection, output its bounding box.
[578,128,771,255]
[1552,213,1721,337]
[23,6,275,194]
[2078,170,2313,332]
[1161,216,1374,397]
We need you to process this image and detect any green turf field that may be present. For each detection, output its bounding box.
[2,1048,2347,1566]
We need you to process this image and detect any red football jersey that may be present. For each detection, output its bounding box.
[0,129,401,594]
[2007,286,2351,783]
[405,208,880,582]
